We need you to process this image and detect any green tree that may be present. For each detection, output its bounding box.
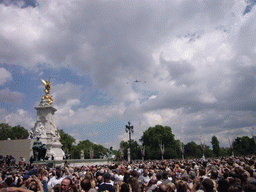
[184,141,202,158]
[59,129,76,153]
[204,145,214,157]
[211,136,220,157]
[233,136,256,156]
[0,123,13,140]
[140,125,180,159]
[0,123,28,140]
[11,125,29,139]
[120,140,141,160]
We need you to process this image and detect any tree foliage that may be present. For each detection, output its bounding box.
[233,136,256,156]
[0,123,29,140]
[59,129,76,153]
[211,136,220,157]
[140,125,181,159]
[120,140,141,160]
[59,129,118,159]
[184,141,203,158]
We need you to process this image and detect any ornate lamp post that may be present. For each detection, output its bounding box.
[126,121,134,163]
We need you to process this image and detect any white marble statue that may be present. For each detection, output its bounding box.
[35,122,46,138]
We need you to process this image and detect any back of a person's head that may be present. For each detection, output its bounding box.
[217,179,229,192]
[124,173,130,183]
[4,177,13,187]
[228,184,242,192]
[199,168,206,176]
[246,177,256,185]
[181,173,189,182]
[159,183,168,192]
[56,169,62,178]
[242,183,256,192]
[162,171,168,180]
[120,183,130,192]
[29,183,38,192]
[176,181,187,192]
[148,178,157,186]
[128,177,140,192]
[156,172,163,180]
[131,170,138,178]
[81,178,91,191]
[211,169,218,180]
[202,178,214,192]
[166,182,176,192]
[185,166,191,173]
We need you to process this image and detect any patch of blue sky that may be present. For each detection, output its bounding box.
[0,0,36,8]
[1,65,93,112]
[244,0,256,15]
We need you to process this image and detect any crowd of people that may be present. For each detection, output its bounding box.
[0,155,256,192]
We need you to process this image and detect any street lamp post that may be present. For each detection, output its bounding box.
[126,121,134,164]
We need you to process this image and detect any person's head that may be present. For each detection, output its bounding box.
[104,173,111,182]
[199,168,206,176]
[202,178,214,192]
[81,178,91,191]
[61,177,72,192]
[29,182,38,192]
[56,169,62,178]
[156,172,163,181]
[128,177,140,192]
[228,184,242,192]
[166,182,176,192]
[97,175,103,184]
[211,169,218,180]
[176,181,188,192]
[159,183,168,192]
[242,183,256,192]
[143,169,148,176]
[181,173,189,182]
[217,179,229,192]
[120,183,130,192]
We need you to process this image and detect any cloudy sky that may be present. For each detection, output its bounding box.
[1,0,256,150]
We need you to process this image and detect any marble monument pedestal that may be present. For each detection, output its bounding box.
[31,98,64,160]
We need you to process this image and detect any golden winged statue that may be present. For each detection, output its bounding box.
[41,78,53,105]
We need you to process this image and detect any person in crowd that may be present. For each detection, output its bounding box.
[98,173,115,192]
[60,177,73,192]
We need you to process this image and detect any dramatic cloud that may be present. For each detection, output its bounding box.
[4,108,34,129]
[0,68,12,85]
[1,0,256,148]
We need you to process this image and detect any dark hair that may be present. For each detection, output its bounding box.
[242,183,256,192]
[217,179,229,192]
[211,169,218,180]
[120,183,130,192]
[202,178,214,192]
[159,183,168,192]
[228,184,242,192]
[81,178,91,191]
[177,181,187,192]
[29,183,38,192]
[156,172,163,180]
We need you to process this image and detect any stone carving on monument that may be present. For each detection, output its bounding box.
[31,78,65,160]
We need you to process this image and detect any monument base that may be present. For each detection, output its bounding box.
[40,137,64,160]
